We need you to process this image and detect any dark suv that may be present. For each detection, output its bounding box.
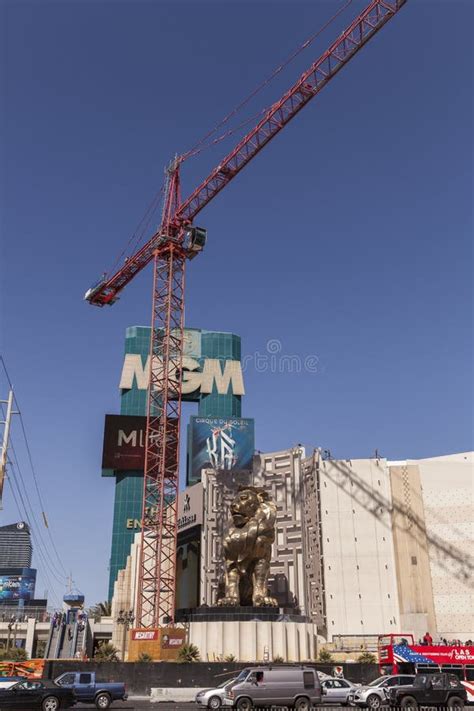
[387,673,466,709]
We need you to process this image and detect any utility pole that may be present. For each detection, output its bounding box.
[0,389,17,508]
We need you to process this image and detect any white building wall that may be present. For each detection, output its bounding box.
[319,458,400,638]
[188,619,318,662]
[416,452,474,640]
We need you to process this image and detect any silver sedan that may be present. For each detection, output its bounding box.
[321,678,360,704]
[195,677,239,709]
[348,675,416,709]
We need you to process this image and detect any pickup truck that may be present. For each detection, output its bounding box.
[386,672,467,709]
[55,671,127,709]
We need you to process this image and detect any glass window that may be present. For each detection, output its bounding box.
[20,681,44,690]
[441,666,463,681]
[303,672,315,689]
[369,677,388,687]
[79,674,92,684]
[235,670,250,683]
[248,672,264,684]
[57,674,75,686]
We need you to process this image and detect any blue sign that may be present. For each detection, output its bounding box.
[188,416,255,484]
[0,568,36,602]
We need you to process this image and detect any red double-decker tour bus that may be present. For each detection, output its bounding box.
[378,634,474,703]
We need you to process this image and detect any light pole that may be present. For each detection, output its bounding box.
[116,609,134,661]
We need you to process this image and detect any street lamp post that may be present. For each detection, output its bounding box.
[116,609,134,661]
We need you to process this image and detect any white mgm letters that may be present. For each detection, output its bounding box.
[119,354,245,396]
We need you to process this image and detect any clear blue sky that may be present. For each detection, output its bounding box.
[1,0,472,607]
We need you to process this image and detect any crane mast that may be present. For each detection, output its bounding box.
[85,0,408,629]
[136,164,185,628]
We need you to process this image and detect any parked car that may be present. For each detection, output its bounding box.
[321,677,360,704]
[195,677,239,709]
[348,674,416,709]
[0,679,75,710]
[316,671,333,681]
[55,671,127,709]
[224,665,322,710]
[386,673,467,708]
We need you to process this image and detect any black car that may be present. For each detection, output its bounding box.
[0,679,75,711]
[387,673,467,709]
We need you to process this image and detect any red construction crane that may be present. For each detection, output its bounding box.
[86,0,408,629]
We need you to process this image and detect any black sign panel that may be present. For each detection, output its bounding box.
[102,415,146,471]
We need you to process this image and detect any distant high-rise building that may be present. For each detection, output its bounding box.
[0,522,32,567]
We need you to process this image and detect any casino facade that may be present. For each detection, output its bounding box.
[103,326,473,659]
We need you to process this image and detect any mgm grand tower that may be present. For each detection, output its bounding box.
[102,326,253,600]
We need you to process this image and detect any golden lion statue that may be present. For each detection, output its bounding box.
[217,486,278,607]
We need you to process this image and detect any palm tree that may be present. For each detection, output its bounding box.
[177,643,200,662]
[137,652,153,662]
[318,648,333,662]
[358,651,377,664]
[35,640,47,659]
[88,600,112,620]
[94,641,120,662]
[0,648,28,661]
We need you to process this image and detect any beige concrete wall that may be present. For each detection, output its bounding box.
[416,452,473,639]
[318,458,401,638]
[389,463,436,639]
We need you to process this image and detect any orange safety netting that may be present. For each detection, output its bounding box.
[0,659,45,678]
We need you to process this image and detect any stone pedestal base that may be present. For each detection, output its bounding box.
[188,618,317,662]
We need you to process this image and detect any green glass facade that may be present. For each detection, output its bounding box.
[106,325,242,599]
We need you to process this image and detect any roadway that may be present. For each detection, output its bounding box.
[75,705,196,711]
[75,705,348,711]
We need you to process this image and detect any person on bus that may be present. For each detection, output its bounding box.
[423,632,433,645]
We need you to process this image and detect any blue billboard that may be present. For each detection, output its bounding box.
[188,416,255,484]
[0,568,36,602]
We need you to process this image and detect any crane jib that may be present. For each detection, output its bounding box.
[86,0,408,308]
